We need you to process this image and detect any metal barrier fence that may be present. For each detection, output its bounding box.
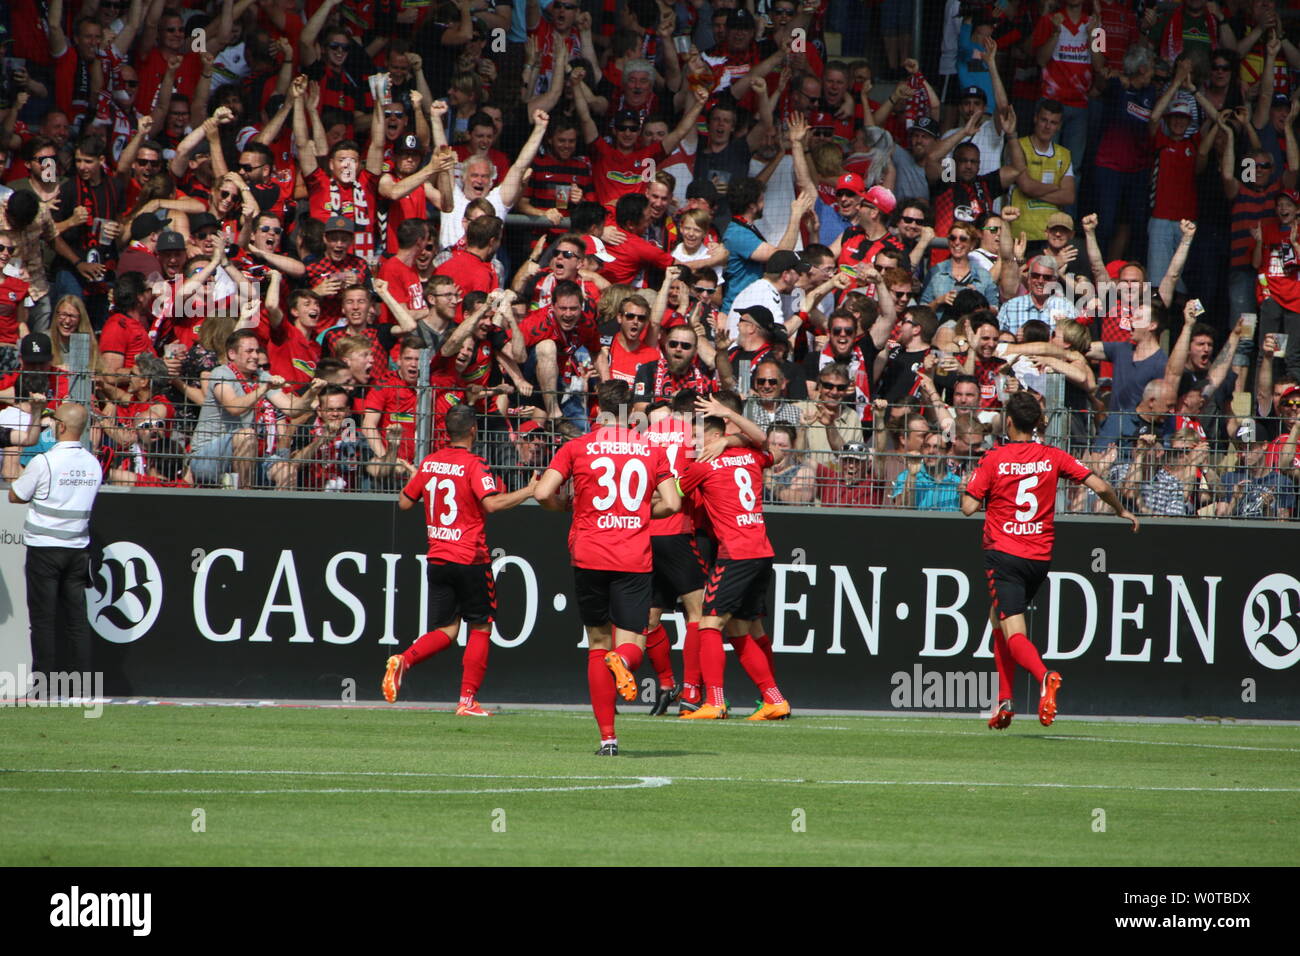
[4,355,1297,520]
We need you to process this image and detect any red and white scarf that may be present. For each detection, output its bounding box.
[652,357,715,398]
[228,362,282,456]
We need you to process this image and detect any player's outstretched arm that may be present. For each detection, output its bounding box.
[484,474,541,513]
[650,476,682,518]
[1083,473,1140,532]
[533,468,570,511]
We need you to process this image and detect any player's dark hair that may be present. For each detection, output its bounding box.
[702,415,726,433]
[669,388,698,413]
[1005,391,1044,434]
[597,379,633,414]
[713,389,743,414]
[445,403,477,440]
[1021,319,1051,343]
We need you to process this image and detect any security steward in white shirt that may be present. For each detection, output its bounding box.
[8,400,104,676]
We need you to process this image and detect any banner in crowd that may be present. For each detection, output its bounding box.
[76,491,1300,718]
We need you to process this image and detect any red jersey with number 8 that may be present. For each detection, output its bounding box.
[679,447,775,560]
[403,447,501,564]
[545,425,674,572]
[964,441,1092,561]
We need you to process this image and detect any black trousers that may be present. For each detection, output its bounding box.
[26,546,92,676]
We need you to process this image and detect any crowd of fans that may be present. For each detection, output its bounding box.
[0,0,1298,518]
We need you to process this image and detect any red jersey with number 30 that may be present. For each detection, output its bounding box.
[964,441,1092,561]
[545,424,673,572]
[403,446,500,564]
[679,447,775,560]
[645,415,696,537]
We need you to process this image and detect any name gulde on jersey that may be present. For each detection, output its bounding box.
[966,442,1091,560]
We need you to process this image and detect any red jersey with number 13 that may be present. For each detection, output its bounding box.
[545,424,673,572]
[403,446,501,564]
[679,447,775,560]
[964,441,1092,561]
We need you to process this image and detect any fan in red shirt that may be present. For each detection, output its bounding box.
[428,290,526,426]
[599,294,658,384]
[383,404,538,717]
[376,220,431,326]
[304,217,373,327]
[363,336,422,470]
[676,393,791,721]
[99,274,159,374]
[434,215,502,301]
[260,287,323,389]
[518,280,601,426]
[134,9,205,115]
[576,91,708,209]
[961,393,1138,731]
[296,95,386,263]
[599,194,676,287]
[534,379,682,756]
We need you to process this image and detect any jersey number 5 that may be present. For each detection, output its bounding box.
[592,456,649,512]
[1014,475,1039,521]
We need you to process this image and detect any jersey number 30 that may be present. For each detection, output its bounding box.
[592,456,649,511]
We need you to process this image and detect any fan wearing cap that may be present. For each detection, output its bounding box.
[1217,416,1297,518]
[725,248,807,341]
[295,84,386,263]
[0,231,32,359]
[575,82,707,209]
[817,441,882,508]
[304,217,373,327]
[378,101,457,255]
[832,181,905,285]
[116,211,170,278]
[1145,65,1207,293]
[948,29,1012,177]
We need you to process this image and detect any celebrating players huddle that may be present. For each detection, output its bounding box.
[384,385,1137,755]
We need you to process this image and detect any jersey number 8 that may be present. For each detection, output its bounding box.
[735,469,757,511]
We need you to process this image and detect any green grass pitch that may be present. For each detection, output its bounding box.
[1,706,1295,866]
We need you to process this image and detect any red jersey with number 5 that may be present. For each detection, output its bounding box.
[964,441,1092,561]
[679,447,775,560]
[545,424,673,572]
[403,446,500,564]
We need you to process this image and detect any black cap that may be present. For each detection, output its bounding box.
[737,304,777,335]
[961,85,988,102]
[324,216,356,234]
[685,179,720,206]
[156,230,186,252]
[20,333,52,363]
[130,211,170,241]
[189,212,221,235]
[395,133,422,153]
[726,9,756,29]
[764,249,802,274]
[910,116,940,138]
[612,109,642,128]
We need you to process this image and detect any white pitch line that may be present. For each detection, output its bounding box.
[0,777,673,796]
[0,768,645,780]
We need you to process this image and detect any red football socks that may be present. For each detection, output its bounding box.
[699,627,726,707]
[1007,633,1048,683]
[752,632,774,669]
[587,648,616,739]
[460,628,491,700]
[682,621,702,703]
[403,629,453,667]
[614,642,643,673]
[644,625,675,688]
[993,631,1016,702]
[731,634,783,703]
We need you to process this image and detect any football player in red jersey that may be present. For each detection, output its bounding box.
[962,393,1139,730]
[677,393,793,721]
[534,380,682,755]
[384,405,538,716]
